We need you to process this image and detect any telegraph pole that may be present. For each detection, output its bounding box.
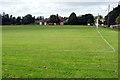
[107,4,110,27]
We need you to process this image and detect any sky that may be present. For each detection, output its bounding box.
[0,0,119,18]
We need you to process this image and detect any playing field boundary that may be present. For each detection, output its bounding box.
[96,29,115,52]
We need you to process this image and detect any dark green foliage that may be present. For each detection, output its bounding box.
[2,14,10,25]
[78,14,94,25]
[115,14,120,24]
[1,12,36,25]
[78,15,87,25]
[95,15,103,25]
[67,12,79,25]
[48,14,60,23]
[22,14,35,24]
[2,13,17,25]
[0,14,1,25]
[86,14,94,25]
[1,12,96,25]
[104,5,120,26]
[16,16,22,25]
[11,17,16,25]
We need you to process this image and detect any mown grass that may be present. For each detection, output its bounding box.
[2,25,118,78]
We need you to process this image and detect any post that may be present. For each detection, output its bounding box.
[96,13,99,29]
[107,5,110,27]
[118,1,120,5]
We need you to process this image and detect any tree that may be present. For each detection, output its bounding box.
[1,12,18,25]
[78,14,94,25]
[87,14,94,25]
[11,17,16,25]
[104,5,120,26]
[78,15,87,25]
[2,14,10,25]
[67,12,78,25]
[116,14,120,24]
[0,14,2,25]
[22,14,35,24]
[10,15,13,24]
[16,16,22,25]
[95,15,104,25]
[48,14,60,23]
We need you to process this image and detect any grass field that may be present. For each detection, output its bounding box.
[2,25,118,78]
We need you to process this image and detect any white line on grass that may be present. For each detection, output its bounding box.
[35,49,114,52]
[96,29,115,52]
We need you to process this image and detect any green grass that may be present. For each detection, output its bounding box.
[2,25,118,78]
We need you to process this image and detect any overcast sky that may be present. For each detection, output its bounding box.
[0,0,119,18]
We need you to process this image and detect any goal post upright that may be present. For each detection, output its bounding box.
[96,13,99,29]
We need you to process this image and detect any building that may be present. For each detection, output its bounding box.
[36,15,67,25]
[110,25,120,29]
[59,16,67,25]
[35,16,44,25]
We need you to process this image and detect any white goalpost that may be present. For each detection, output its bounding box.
[95,3,115,52]
[96,17,99,29]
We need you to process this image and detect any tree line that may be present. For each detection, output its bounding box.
[104,5,120,26]
[46,13,95,25]
[67,13,95,25]
[1,13,35,25]
[1,4,120,26]
[0,12,98,25]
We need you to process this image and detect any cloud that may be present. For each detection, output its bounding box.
[0,0,119,18]
[0,0,119,2]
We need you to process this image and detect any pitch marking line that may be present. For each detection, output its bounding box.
[96,29,115,52]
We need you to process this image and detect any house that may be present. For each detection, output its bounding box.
[35,16,45,25]
[59,16,67,25]
[36,15,67,25]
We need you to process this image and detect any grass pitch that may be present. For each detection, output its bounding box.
[2,25,118,78]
